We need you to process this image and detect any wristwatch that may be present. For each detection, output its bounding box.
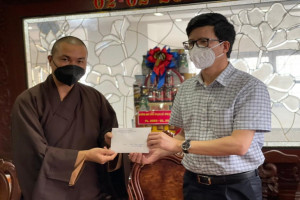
[181,140,191,154]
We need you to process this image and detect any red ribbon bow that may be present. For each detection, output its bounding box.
[147,47,173,76]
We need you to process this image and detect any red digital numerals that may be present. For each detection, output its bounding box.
[94,0,116,9]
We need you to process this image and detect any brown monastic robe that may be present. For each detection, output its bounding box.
[11,75,127,200]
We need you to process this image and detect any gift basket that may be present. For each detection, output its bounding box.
[134,46,189,134]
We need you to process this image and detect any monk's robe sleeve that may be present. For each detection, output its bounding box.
[69,151,85,186]
[69,152,122,186]
[69,93,120,186]
[107,153,122,172]
[11,94,78,199]
[98,96,118,148]
[96,97,124,172]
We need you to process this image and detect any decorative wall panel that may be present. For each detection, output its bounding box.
[23,0,300,146]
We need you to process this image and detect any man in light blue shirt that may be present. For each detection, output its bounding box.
[130,13,271,200]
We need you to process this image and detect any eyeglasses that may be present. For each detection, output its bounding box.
[182,38,222,50]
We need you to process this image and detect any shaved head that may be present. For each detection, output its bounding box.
[51,36,87,56]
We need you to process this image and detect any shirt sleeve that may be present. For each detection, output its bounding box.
[169,84,184,128]
[233,79,271,132]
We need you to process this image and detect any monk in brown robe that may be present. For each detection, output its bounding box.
[11,36,128,200]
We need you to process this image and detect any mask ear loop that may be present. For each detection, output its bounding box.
[52,59,60,69]
[211,41,224,49]
[49,56,58,74]
[212,41,225,58]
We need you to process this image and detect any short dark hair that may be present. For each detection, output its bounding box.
[51,36,87,55]
[186,13,236,58]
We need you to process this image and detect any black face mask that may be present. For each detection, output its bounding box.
[53,62,85,86]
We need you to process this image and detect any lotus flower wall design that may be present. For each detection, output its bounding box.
[24,0,300,146]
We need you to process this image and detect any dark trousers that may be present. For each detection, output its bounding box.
[183,170,262,200]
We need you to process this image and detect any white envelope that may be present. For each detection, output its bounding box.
[111,127,151,153]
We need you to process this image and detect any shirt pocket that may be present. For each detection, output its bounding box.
[211,107,234,138]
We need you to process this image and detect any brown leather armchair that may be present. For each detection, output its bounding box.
[128,150,300,200]
[128,154,185,200]
[0,159,21,200]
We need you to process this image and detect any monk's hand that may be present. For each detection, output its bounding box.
[84,148,117,164]
[104,132,113,147]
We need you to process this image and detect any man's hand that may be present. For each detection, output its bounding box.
[83,148,117,164]
[129,131,182,165]
[148,132,182,153]
[129,148,170,165]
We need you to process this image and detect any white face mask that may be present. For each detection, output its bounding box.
[189,42,224,70]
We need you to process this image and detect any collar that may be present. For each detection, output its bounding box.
[193,63,235,87]
[43,75,81,120]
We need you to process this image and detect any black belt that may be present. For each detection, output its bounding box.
[187,169,258,185]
